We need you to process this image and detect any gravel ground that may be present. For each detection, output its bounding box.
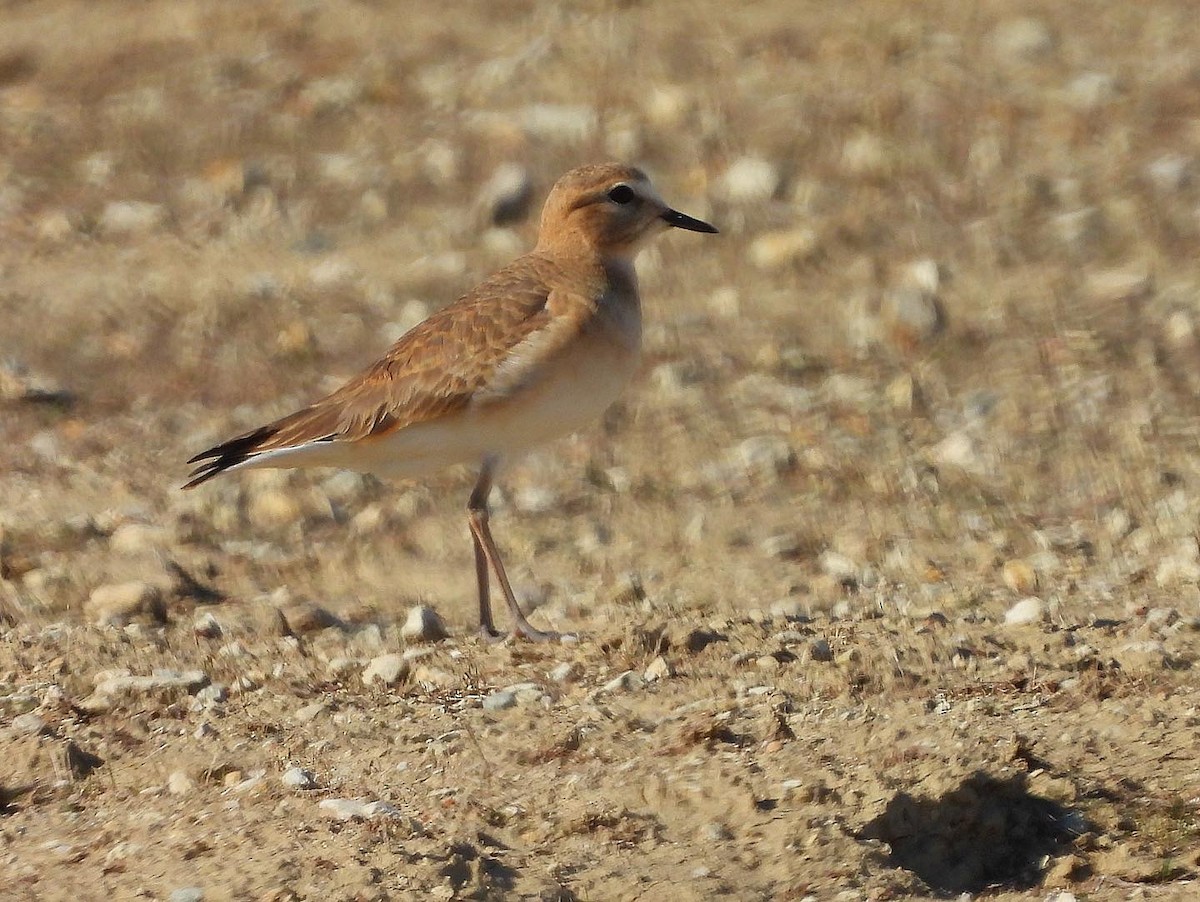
[2,1,1200,899]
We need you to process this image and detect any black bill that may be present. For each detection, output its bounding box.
[661,208,719,233]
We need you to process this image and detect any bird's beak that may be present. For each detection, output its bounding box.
[660,208,719,234]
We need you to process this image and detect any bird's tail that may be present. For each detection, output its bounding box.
[182,425,280,489]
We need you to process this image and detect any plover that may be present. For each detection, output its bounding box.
[185,163,718,640]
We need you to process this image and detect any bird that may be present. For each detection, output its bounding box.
[184,162,718,641]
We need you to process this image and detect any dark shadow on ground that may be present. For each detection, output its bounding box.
[859,771,1088,894]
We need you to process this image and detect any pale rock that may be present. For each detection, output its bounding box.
[932,431,985,474]
[840,131,890,177]
[109,522,168,554]
[413,665,455,688]
[1145,154,1192,193]
[519,104,596,143]
[1052,208,1103,254]
[719,156,780,203]
[513,484,558,514]
[281,767,316,790]
[362,653,410,687]
[819,550,858,582]
[1001,560,1038,595]
[86,581,165,627]
[549,661,580,683]
[1064,72,1117,110]
[478,162,533,226]
[36,209,76,243]
[1004,597,1046,626]
[769,598,809,621]
[247,489,302,530]
[643,85,692,127]
[761,534,802,560]
[1085,267,1153,304]
[98,200,167,237]
[990,17,1056,62]
[601,670,643,693]
[193,612,222,639]
[167,771,195,796]
[294,701,327,723]
[644,656,674,682]
[92,669,209,698]
[318,798,402,821]
[748,228,820,269]
[400,604,448,643]
[734,435,795,479]
[1163,308,1197,351]
[12,712,46,735]
[482,689,517,711]
[309,258,359,290]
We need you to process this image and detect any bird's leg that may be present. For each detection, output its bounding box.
[468,465,501,641]
[467,459,558,642]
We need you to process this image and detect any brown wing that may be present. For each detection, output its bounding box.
[185,255,582,488]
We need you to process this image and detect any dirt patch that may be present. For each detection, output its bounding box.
[3,1,1200,899]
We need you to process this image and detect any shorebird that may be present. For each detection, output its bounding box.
[185,163,717,640]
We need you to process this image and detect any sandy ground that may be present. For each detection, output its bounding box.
[2,1,1200,899]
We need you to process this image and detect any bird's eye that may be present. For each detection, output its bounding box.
[607,184,635,205]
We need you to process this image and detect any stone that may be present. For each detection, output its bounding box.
[169,889,205,902]
[990,17,1056,62]
[880,282,945,351]
[478,163,533,226]
[548,662,579,683]
[1001,560,1038,595]
[86,581,165,627]
[400,604,448,643]
[12,712,47,735]
[748,228,820,269]
[734,435,795,479]
[98,200,167,237]
[761,534,802,560]
[92,669,209,699]
[1145,154,1192,193]
[362,654,410,687]
[719,156,780,203]
[247,489,302,530]
[519,104,596,143]
[1085,267,1153,304]
[482,689,517,711]
[601,670,644,693]
[167,771,195,796]
[644,656,674,682]
[109,522,168,554]
[279,601,341,635]
[807,639,834,663]
[193,612,222,639]
[770,598,809,621]
[1064,72,1116,111]
[318,798,402,822]
[281,767,316,790]
[841,131,890,177]
[1004,597,1045,626]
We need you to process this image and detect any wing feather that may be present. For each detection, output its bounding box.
[185,255,589,488]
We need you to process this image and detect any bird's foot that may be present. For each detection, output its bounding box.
[477,623,560,643]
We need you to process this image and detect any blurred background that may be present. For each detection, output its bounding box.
[3,0,1199,623]
[2,2,1200,895]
